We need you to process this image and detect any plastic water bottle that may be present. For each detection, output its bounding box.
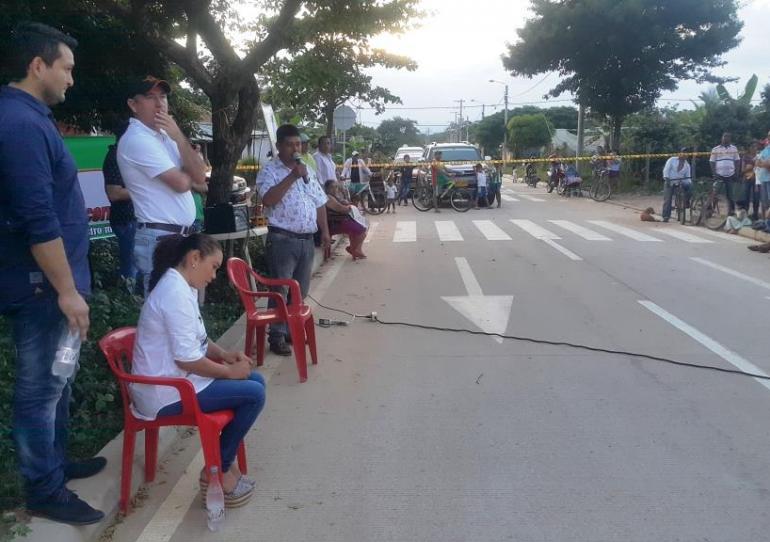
[51,328,81,378]
[206,466,225,532]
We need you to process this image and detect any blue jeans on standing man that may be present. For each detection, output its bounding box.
[134,226,178,297]
[8,294,73,504]
[157,372,266,472]
[662,180,692,221]
[265,230,315,345]
[110,220,136,280]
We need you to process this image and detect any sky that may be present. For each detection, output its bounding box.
[356,0,770,133]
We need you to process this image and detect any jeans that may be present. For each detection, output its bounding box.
[716,175,737,214]
[662,180,692,220]
[265,231,315,343]
[398,182,411,205]
[488,184,501,206]
[476,186,488,206]
[157,372,265,472]
[111,220,136,280]
[134,226,175,297]
[7,295,73,504]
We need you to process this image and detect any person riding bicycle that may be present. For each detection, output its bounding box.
[661,147,692,223]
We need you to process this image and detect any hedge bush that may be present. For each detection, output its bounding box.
[0,236,263,511]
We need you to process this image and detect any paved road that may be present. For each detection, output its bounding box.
[110,181,770,542]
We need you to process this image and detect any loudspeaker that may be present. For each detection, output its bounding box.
[204,203,249,234]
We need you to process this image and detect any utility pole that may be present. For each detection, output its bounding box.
[503,85,509,163]
[482,104,485,119]
[576,104,585,170]
[454,99,464,143]
[490,80,509,163]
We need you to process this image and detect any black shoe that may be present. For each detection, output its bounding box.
[27,487,104,526]
[269,341,292,356]
[65,457,107,481]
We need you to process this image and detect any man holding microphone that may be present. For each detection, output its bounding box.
[256,124,330,356]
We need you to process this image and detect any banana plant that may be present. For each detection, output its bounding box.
[716,74,758,106]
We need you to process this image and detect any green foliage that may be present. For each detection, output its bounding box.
[0,2,202,134]
[503,0,742,147]
[264,37,416,133]
[507,114,551,157]
[716,74,758,106]
[0,238,250,511]
[375,117,421,157]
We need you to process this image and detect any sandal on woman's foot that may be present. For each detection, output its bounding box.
[200,476,254,508]
[199,474,256,491]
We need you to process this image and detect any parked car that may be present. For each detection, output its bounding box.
[393,145,424,164]
[416,142,494,189]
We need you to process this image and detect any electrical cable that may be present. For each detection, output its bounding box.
[307,296,770,382]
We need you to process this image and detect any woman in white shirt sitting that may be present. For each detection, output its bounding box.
[131,233,265,507]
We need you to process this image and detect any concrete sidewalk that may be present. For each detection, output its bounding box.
[21,240,343,542]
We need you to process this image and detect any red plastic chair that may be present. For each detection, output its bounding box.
[226,257,318,383]
[98,327,247,514]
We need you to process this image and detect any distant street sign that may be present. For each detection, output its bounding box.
[333,105,356,131]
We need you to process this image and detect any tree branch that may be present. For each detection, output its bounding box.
[99,0,214,94]
[240,0,303,82]
[184,1,242,69]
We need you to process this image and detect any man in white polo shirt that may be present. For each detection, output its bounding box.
[117,76,207,295]
[313,135,337,186]
[710,132,741,215]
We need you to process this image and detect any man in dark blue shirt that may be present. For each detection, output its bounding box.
[0,22,103,525]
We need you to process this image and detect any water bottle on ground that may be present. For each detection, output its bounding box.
[52,328,81,378]
[206,466,225,532]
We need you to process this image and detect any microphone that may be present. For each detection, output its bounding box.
[293,152,309,184]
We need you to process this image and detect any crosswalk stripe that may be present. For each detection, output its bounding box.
[473,220,512,240]
[518,194,546,202]
[695,228,753,244]
[548,220,612,241]
[656,229,714,244]
[510,219,561,240]
[393,221,417,243]
[587,220,663,242]
[501,194,519,202]
[364,221,379,243]
[435,221,464,241]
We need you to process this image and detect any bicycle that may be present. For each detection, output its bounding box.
[691,178,727,230]
[349,181,387,215]
[667,179,693,225]
[412,179,473,212]
[588,167,612,202]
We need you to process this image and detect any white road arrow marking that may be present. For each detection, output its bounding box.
[441,257,514,344]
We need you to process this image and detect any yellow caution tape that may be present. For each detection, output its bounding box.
[234,151,717,173]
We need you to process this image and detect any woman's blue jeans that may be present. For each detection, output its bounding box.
[157,372,266,472]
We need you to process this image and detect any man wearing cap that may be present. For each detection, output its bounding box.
[117,76,207,295]
[299,133,317,174]
[661,148,692,223]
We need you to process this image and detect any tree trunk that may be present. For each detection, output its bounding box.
[611,115,624,152]
[324,103,335,138]
[207,77,261,205]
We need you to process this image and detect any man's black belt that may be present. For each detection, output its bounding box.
[267,226,314,240]
[137,222,194,235]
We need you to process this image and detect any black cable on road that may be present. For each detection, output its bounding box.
[307,295,770,383]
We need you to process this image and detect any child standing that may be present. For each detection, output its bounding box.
[385,179,398,213]
[474,163,488,209]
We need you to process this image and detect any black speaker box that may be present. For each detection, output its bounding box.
[204,203,249,234]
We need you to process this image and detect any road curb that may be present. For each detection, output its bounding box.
[21,238,344,542]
